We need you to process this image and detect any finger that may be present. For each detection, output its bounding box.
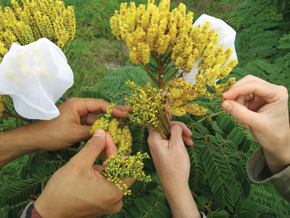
[121,177,136,190]
[75,98,130,118]
[168,124,184,149]
[104,132,119,159]
[223,80,281,103]
[161,90,168,98]
[248,95,265,112]
[230,75,268,89]
[183,135,193,146]
[93,165,104,172]
[71,129,106,168]
[71,125,92,142]
[170,121,192,137]
[114,105,132,115]
[235,95,246,105]
[221,100,261,129]
[237,119,250,130]
[85,114,98,125]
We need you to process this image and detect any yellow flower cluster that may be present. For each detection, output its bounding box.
[125,81,170,135]
[167,78,208,116]
[0,95,7,120]
[90,103,151,194]
[108,119,132,155]
[0,0,76,63]
[102,152,151,195]
[110,0,238,75]
[215,77,236,93]
[90,104,114,134]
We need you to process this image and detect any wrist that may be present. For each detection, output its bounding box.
[0,127,39,167]
[264,133,290,174]
[163,185,201,218]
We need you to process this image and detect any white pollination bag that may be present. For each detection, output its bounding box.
[0,38,73,120]
[182,14,238,84]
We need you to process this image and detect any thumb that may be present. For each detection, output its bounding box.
[221,100,261,129]
[73,129,106,168]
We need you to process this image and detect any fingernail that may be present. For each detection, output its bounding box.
[223,101,233,112]
[223,92,227,97]
[187,128,192,134]
[94,129,104,137]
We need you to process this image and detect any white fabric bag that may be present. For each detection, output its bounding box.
[0,38,73,120]
[182,14,238,84]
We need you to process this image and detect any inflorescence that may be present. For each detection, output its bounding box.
[0,0,76,63]
[110,0,238,81]
[125,81,170,137]
[90,104,151,195]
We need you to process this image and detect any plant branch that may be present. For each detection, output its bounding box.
[161,52,172,65]
[197,111,223,123]
[58,150,64,169]
[141,63,158,85]
[163,65,176,76]
[164,68,180,84]
[148,62,157,71]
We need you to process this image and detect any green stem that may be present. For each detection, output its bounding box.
[58,150,64,169]
[197,111,223,123]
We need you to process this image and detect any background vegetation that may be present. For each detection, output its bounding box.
[0,0,290,217]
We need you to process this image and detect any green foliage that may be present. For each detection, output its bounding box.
[220,0,290,112]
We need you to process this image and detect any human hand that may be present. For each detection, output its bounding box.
[221,75,290,174]
[34,129,135,218]
[36,97,132,152]
[147,121,201,218]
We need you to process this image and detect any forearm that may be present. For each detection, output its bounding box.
[163,185,201,218]
[0,122,44,167]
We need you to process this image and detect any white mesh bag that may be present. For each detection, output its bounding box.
[0,38,73,120]
[182,14,238,84]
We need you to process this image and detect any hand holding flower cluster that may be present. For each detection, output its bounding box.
[90,104,151,195]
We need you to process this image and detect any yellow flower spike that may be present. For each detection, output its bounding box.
[11,0,22,20]
[110,11,121,40]
[66,6,76,40]
[177,3,186,18]
[136,4,146,26]
[102,151,151,195]
[218,59,238,80]
[107,118,119,144]
[201,21,210,34]
[223,47,234,65]
[146,22,158,49]
[141,11,150,32]
[216,77,236,93]
[129,46,139,64]
[0,95,7,121]
[139,42,150,64]
[120,3,128,24]
[186,11,194,23]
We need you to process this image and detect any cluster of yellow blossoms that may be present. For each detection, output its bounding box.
[104,152,151,195]
[166,78,208,116]
[0,95,7,120]
[110,0,238,78]
[0,0,75,63]
[125,81,170,136]
[90,104,151,195]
